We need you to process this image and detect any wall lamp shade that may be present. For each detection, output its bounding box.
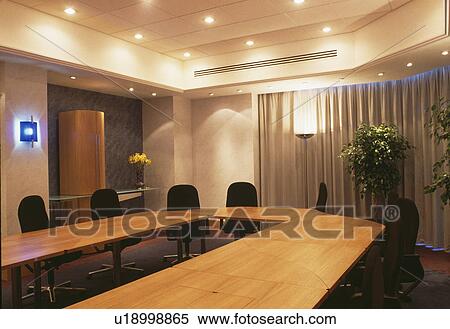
[20,121,38,143]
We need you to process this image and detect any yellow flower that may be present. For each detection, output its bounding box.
[128,152,152,166]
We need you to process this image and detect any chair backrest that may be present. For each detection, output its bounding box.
[167,185,200,210]
[18,195,49,233]
[397,198,420,255]
[361,245,384,308]
[383,197,404,295]
[315,182,328,212]
[226,182,258,207]
[90,189,123,220]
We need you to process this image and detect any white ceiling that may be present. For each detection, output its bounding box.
[11,0,411,60]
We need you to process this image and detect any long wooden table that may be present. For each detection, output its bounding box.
[68,208,384,309]
[1,208,220,308]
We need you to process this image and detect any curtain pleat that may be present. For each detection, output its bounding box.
[258,66,450,250]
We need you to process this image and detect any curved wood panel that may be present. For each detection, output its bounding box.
[59,110,105,195]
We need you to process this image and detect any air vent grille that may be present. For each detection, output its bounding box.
[194,49,337,77]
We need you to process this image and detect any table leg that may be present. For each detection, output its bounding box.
[112,242,121,287]
[33,262,42,307]
[200,238,206,254]
[176,238,183,262]
[11,267,22,309]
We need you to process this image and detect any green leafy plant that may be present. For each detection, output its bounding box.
[340,123,411,200]
[424,98,450,205]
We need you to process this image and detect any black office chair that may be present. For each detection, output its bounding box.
[18,195,86,303]
[222,182,260,238]
[163,185,209,264]
[397,198,424,300]
[350,245,384,308]
[88,189,144,278]
[315,182,328,212]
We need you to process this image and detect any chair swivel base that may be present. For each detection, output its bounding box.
[162,253,201,265]
[87,262,144,279]
[24,280,86,303]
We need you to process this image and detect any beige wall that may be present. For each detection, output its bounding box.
[142,97,175,210]
[173,96,193,185]
[191,94,255,207]
[0,62,48,236]
[142,93,256,209]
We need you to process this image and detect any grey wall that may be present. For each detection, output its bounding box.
[47,84,143,195]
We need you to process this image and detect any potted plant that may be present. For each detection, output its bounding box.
[425,98,450,206]
[128,152,152,189]
[340,123,411,208]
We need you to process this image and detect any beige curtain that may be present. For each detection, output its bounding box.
[258,66,450,250]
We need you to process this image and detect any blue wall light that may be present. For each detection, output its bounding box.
[20,116,38,147]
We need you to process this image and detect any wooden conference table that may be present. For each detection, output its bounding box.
[1,207,383,309]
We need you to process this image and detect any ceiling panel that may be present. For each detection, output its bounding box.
[141,38,192,52]
[78,0,141,12]
[286,0,390,26]
[110,1,174,25]
[219,0,282,22]
[149,0,242,16]
[166,48,209,60]
[78,13,138,34]
[144,17,201,38]
[112,27,163,44]
[32,0,102,21]
[389,0,411,9]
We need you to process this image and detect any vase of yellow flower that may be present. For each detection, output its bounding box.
[128,152,152,189]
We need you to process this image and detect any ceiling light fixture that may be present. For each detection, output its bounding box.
[246,40,255,47]
[152,92,157,96]
[134,33,143,40]
[293,0,305,4]
[183,52,191,58]
[237,89,243,93]
[128,87,134,92]
[378,72,384,76]
[209,92,214,96]
[267,86,273,89]
[322,26,332,33]
[64,7,76,15]
[406,62,413,67]
[442,50,449,56]
[204,16,215,24]
[70,76,76,80]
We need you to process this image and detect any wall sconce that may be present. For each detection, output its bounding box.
[20,116,38,148]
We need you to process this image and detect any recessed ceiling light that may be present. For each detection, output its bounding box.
[442,50,449,56]
[267,86,273,89]
[128,87,134,92]
[151,92,157,96]
[70,76,76,80]
[246,40,255,47]
[134,33,143,40]
[237,89,243,93]
[64,7,76,15]
[322,26,332,33]
[209,92,214,96]
[183,52,191,58]
[406,62,413,67]
[204,16,215,24]
[378,72,384,76]
[293,0,305,4]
